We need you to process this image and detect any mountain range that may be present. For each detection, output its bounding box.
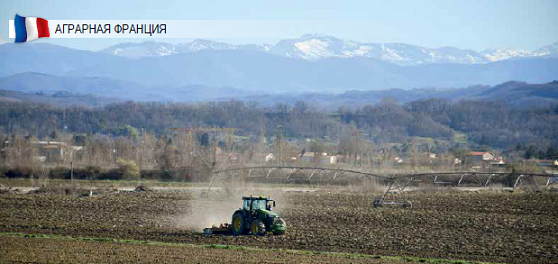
[0,34,557,98]
[100,34,558,66]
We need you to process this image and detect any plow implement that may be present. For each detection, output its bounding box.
[203,223,232,235]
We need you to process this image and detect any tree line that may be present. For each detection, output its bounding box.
[0,99,557,150]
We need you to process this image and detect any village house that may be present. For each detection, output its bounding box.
[29,141,84,163]
[34,141,67,163]
[490,156,506,167]
[300,152,338,164]
[468,151,495,163]
[265,153,275,162]
[319,153,337,164]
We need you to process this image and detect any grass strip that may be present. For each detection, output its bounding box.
[0,232,505,264]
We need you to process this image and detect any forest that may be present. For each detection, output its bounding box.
[1,99,557,150]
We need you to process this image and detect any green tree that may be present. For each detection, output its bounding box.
[116,158,140,180]
[114,125,138,138]
[524,145,538,159]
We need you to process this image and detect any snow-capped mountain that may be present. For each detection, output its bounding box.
[101,41,176,58]
[175,39,235,53]
[270,34,557,64]
[100,35,558,66]
[479,49,533,62]
[270,33,347,60]
[101,39,273,58]
[533,42,558,57]
[175,39,273,53]
[269,34,489,64]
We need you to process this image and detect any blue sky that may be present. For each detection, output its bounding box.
[1,0,557,51]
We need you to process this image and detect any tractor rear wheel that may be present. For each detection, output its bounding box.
[231,212,246,236]
[250,219,266,236]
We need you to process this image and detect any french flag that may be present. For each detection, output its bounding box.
[14,14,50,43]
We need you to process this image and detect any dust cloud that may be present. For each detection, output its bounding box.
[174,176,287,231]
[173,171,387,231]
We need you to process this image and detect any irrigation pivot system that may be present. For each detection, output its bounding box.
[209,165,558,208]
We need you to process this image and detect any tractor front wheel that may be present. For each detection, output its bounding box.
[250,219,266,236]
[273,218,286,235]
[231,212,246,236]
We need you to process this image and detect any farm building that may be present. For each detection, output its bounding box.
[468,151,495,162]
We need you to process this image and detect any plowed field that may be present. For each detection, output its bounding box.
[0,186,556,264]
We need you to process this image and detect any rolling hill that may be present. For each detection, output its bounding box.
[0,72,556,108]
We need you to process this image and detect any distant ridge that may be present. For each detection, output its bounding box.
[100,35,558,65]
[0,72,556,108]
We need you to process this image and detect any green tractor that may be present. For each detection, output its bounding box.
[231,196,286,236]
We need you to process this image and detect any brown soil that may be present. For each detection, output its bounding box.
[0,236,424,264]
[0,188,556,264]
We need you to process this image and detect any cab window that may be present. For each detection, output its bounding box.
[252,200,266,210]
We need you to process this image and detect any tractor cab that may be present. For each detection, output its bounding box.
[242,196,275,212]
